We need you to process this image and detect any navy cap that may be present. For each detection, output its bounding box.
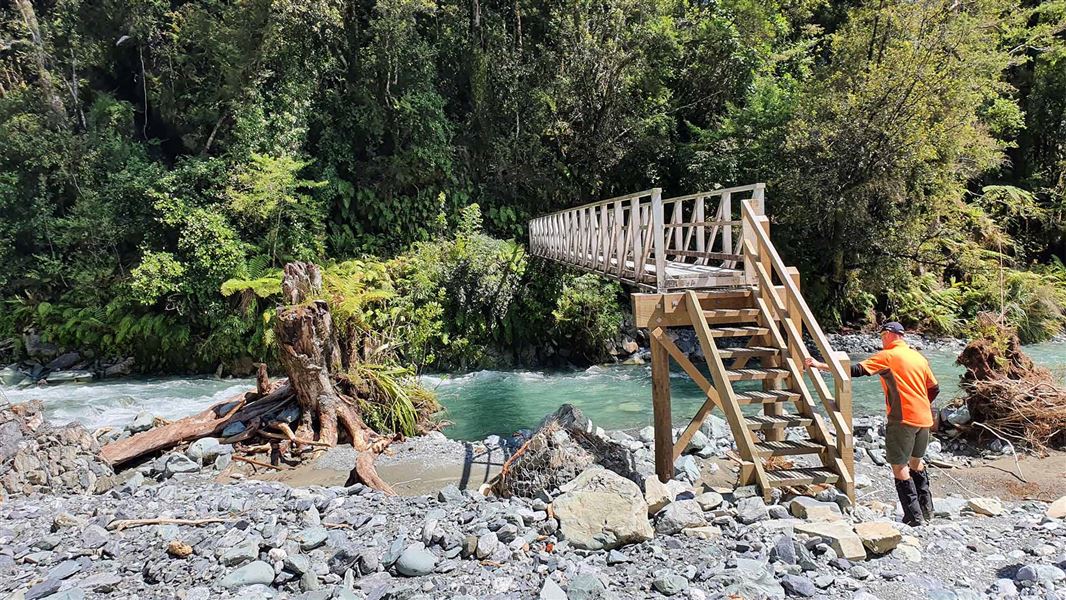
[879,322,905,334]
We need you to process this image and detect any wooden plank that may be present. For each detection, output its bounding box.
[632,290,753,328]
[650,330,673,483]
[721,192,732,262]
[631,195,643,282]
[652,189,666,292]
[650,329,724,462]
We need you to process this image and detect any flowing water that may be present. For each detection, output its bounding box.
[5,343,1065,441]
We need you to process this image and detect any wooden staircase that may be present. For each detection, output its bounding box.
[529,183,855,500]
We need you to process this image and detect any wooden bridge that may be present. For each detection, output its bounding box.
[529,183,855,500]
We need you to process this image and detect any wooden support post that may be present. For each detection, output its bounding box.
[651,327,673,483]
[631,195,642,282]
[651,188,666,292]
[834,350,856,501]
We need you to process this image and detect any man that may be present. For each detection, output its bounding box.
[805,322,939,526]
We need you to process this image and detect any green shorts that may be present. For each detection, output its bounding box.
[885,423,930,465]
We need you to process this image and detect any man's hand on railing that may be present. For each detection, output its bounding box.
[804,357,831,373]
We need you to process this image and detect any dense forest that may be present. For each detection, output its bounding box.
[1,0,1064,376]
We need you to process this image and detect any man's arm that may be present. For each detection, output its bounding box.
[804,357,871,377]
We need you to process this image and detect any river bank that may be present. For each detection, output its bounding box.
[1,400,1064,600]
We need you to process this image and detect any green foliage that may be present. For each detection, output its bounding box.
[2,0,1066,377]
[552,275,625,363]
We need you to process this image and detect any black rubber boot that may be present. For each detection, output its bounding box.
[895,478,924,527]
[911,468,934,521]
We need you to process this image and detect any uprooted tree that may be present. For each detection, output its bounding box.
[956,314,1066,450]
[100,262,438,493]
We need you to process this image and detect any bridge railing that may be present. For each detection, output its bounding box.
[739,198,855,486]
[528,184,765,291]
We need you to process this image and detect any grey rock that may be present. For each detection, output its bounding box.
[701,415,729,439]
[221,541,259,566]
[129,412,155,433]
[768,505,790,519]
[221,561,275,588]
[394,543,437,577]
[674,455,700,483]
[437,484,464,504]
[80,524,110,549]
[222,421,247,437]
[295,527,329,551]
[540,577,568,600]
[568,573,605,600]
[475,532,498,560]
[46,560,81,580]
[781,574,817,597]
[655,499,706,534]
[284,554,311,575]
[607,550,631,565]
[770,535,797,565]
[1015,564,1066,584]
[186,437,225,463]
[163,453,200,477]
[652,570,688,596]
[736,496,769,524]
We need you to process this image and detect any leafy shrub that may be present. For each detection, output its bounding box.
[552,274,625,363]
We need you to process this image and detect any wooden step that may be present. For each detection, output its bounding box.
[707,326,769,338]
[754,439,826,457]
[725,368,789,382]
[702,308,760,324]
[718,346,779,360]
[764,467,840,487]
[734,390,800,405]
[744,414,812,430]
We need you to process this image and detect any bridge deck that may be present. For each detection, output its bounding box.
[528,184,764,291]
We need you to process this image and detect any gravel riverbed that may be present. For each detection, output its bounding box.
[1,403,1064,600]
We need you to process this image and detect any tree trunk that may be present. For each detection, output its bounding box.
[14,0,66,122]
[100,381,291,466]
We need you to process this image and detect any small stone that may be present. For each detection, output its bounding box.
[854,521,901,554]
[736,496,769,524]
[1046,496,1066,519]
[652,570,688,596]
[645,477,673,514]
[781,574,817,597]
[295,527,329,551]
[284,554,311,575]
[681,526,721,540]
[395,543,437,577]
[674,455,700,483]
[789,496,842,521]
[163,453,200,477]
[695,492,723,511]
[966,497,1004,517]
[437,484,464,503]
[1015,564,1066,585]
[80,524,110,549]
[186,437,225,463]
[768,505,790,519]
[607,550,631,565]
[795,521,866,561]
[539,577,567,600]
[892,544,922,563]
[934,497,968,517]
[129,412,155,433]
[655,499,706,534]
[220,560,275,588]
[770,534,797,565]
[476,532,498,560]
[46,560,81,581]
[568,573,606,600]
[167,540,193,558]
[220,541,258,566]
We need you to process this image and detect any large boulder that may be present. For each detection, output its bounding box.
[1047,496,1066,519]
[492,405,637,498]
[553,468,654,550]
[789,497,842,521]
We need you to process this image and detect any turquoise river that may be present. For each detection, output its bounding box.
[4,343,1065,441]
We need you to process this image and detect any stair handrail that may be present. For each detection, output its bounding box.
[739,200,853,444]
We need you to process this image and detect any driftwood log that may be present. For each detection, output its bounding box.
[99,261,402,494]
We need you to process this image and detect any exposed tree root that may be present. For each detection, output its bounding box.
[98,261,424,495]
